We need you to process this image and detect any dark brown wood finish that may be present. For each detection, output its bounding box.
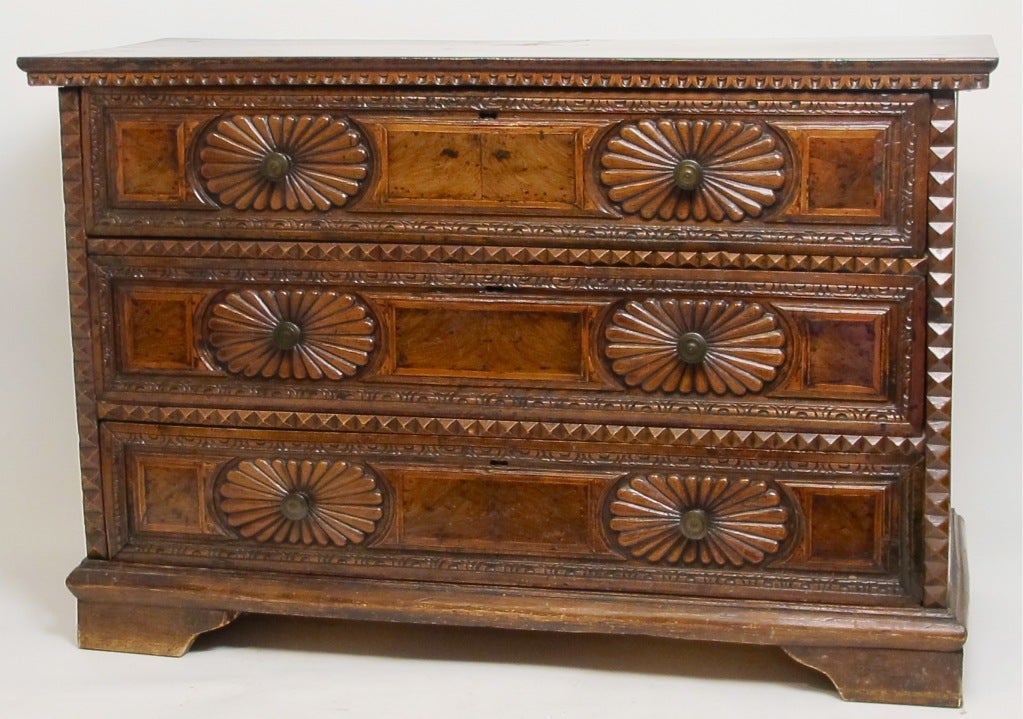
[20,38,995,707]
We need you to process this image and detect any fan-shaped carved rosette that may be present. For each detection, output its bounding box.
[599,119,787,221]
[217,458,385,546]
[604,298,785,395]
[207,289,376,380]
[607,474,790,567]
[198,114,369,211]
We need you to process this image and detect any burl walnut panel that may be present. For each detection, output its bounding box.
[19,38,996,707]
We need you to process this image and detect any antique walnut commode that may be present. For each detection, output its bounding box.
[18,38,997,706]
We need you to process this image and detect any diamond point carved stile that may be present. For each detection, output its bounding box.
[198,114,369,211]
[599,119,787,221]
[604,298,786,395]
[207,289,376,380]
[216,459,385,546]
[607,474,791,567]
[923,95,957,608]
[59,89,107,558]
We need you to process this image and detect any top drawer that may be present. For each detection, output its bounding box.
[81,88,929,256]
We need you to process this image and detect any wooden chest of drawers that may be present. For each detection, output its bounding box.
[18,38,997,707]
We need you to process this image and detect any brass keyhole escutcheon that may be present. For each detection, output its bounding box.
[673,159,704,191]
[280,492,310,521]
[272,320,303,350]
[678,332,708,364]
[680,509,709,540]
[260,151,292,182]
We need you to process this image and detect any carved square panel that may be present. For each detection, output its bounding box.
[113,120,187,202]
[777,305,890,400]
[776,124,890,224]
[118,289,201,371]
[806,133,884,214]
[133,458,208,535]
[784,483,893,573]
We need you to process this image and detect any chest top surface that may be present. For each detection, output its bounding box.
[17,36,997,90]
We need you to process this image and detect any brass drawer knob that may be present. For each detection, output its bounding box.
[673,159,704,191]
[679,509,709,540]
[260,151,292,182]
[279,492,311,521]
[272,320,303,350]
[677,332,708,364]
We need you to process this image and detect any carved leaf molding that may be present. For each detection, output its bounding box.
[207,289,376,380]
[198,114,369,211]
[217,458,385,546]
[604,298,786,395]
[600,119,787,221]
[608,474,791,567]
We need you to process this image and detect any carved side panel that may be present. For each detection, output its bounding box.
[923,95,957,608]
[59,89,106,558]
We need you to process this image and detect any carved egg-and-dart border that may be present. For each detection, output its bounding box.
[216,458,385,546]
[198,114,370,211]
[207,289,376,380]
[604,298,786,396]
[607,473,791,567]
[599,119,787,221]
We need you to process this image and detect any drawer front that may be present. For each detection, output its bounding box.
[92,257,925,435]
[83,88,928,256]
[101,422,921,605]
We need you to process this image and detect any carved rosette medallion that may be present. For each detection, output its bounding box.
[607,474,790,567]
[207,289,376,380]
[216,458,385,546]
[198,114,369,211]
[604,298,785,395]
[599,119,787,221]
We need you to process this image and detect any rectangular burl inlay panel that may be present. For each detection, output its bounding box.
[388,301,592,382]
[785,482,894,573]
[130,457,209,535]
[373,121,591,211]
[119,290,201,372]
[385,468,602,555]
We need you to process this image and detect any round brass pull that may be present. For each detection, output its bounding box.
[677,332,709,364]
[272,320,303,350]
[260,151,292,182]
[680,509,709,540]
[279,492,311,521]
[673,159,704,191]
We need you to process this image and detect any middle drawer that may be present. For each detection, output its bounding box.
[91,255,924,434]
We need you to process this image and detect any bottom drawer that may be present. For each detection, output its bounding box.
[99,422,921,606]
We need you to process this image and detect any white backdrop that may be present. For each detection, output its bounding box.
[1,2,1019,717]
